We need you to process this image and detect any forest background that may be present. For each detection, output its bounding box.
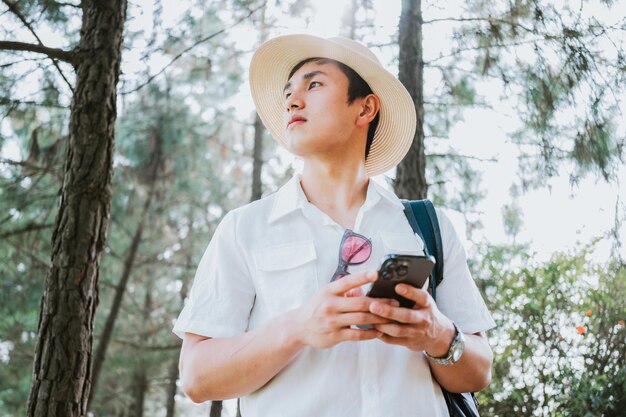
[0,0,625,416]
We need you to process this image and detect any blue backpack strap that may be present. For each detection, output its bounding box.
[404,200,481,414]
[401,199,444,300]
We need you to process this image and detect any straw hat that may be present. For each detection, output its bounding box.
[249,34,416,177]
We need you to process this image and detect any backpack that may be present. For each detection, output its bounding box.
[402,199,481,417]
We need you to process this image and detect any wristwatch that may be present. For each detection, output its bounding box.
[424,322,465,365]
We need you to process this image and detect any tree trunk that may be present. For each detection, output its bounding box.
[250,114,264,202]
[250,6,268,203]
[26,1,127,417]
[89,129,161,407]
[210,401,223,417]
[394,0,427,200]
[128,283,153,417]
[165,249,191,417]
[130,369,147,417]
[164,358,179,417]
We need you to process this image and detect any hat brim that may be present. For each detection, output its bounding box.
[249,34,416,177]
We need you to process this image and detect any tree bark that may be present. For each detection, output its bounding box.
[394,0,427,200]
[26,1,127,416]
[210,401,223,417]
[128,283,153,417]
[164,358,179,417]
[250,6,268,203]
[130,369,147,417]
[250,114,264,202]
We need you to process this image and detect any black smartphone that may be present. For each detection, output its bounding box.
[366,254,435,309]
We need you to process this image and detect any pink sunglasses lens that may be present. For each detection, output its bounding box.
[341,236,372,264]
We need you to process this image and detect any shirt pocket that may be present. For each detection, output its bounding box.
[380,232,425,256]
[252,240,318,316]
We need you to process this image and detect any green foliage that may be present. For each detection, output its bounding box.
[572,116,618,182]
[501,200,523,239]
[444,0,625,187]
[0,46,66,415]
[473,241,626,416]
[428,154,485,238]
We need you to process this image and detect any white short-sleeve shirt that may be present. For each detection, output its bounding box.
[174,175,496,417]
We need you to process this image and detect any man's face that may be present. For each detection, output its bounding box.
[282,61,364,159]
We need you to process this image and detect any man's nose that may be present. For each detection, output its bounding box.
[286,90,304,111]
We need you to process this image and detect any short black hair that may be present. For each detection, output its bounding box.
[288,58,380,160]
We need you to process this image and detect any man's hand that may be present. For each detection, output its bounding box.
[290,270,397,349]
[369,283,456,357]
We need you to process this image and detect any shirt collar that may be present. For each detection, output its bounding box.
[268,174,404,224]
[268,175,303,224]
[364,178,405,211]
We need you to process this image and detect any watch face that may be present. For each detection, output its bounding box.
[451,336,465,363]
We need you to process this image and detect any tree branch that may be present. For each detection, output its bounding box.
[121,1,267,95]
[1,0,76,91]
[423,16,535,33]
[424,100,492,108]
[2,0,45,44]
[0,96,67,108]
[428,153,498,163]
[51,1,81,8]
[0,222,54,239]
[0,40,78,65]
[113,339,181,351]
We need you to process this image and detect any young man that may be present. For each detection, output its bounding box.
[174,34,496,417]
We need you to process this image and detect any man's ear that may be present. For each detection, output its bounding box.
[356,94,380,127]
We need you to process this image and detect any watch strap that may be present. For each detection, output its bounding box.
[424,322,465,366]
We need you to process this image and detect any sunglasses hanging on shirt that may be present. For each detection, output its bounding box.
[330,229,372,282]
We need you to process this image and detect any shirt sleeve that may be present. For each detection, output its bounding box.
[434,208,496,334]
[173,210,256,339]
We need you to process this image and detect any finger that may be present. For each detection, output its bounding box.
[337,328,382,342]
[333,312,395,327]
[366,297,401,308]
[369,301,420,323]
[333,296,399,313]
[395,285,431,308]
[373,322,421,338]
[377,334,423,348]
[328,270,378,295]
[344,287,365,297]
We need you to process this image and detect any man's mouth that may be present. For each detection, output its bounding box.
[287,115,307,128]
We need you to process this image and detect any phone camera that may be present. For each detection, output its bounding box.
[397,265,408,276]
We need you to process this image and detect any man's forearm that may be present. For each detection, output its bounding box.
[428,332,493,393]
[179,272,394,402]
[179,313,303,402]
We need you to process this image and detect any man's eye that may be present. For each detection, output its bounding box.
[285,92,291,99]
[309,81,321,89]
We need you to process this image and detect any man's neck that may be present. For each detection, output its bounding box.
[299,162,369,230]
